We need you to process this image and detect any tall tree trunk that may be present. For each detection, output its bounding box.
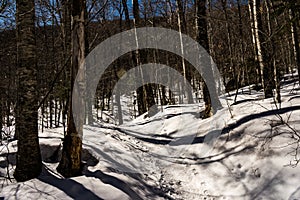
[251,0,274,98]
[122,0,146,115]
[84,2,93,125]
[221,0,239,103]
[54,98,58,127]
[237,0,250,92]
[176,0,194,104]
[14,0,42,182]
[57,0,85,177]
[57,99,62,127]
[266,0,281,105]
[248,0,261,86]
[195,0,221,117]
[207,0,214,60]
[133,0,155,115]
[62,0,71,135]
[289,1,300,82]
[0,95,2,142]
[114,64,123,125]
[121,0,130,28]
[49,94,53,128]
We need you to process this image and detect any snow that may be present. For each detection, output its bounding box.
[1,81,300,199]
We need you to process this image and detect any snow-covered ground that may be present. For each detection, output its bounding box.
[1,81,300,199]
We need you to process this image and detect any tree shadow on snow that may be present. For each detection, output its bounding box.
[37,166,103,200]
[111,105,300,146]
[82,144,173,199]
[83,170,143,200]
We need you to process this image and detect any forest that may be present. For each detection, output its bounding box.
[0,0,300,199]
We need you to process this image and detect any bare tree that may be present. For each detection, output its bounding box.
[196,0,221,118]
[265,0,281,105]
[133,0,156,115]
[250,0,274,98]
[57,0,86,177]
[288,0,300,82]
[176,0,193,104]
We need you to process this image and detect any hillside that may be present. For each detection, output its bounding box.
[1,78,300,199]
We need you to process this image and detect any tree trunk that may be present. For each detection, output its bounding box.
[266,0,281,105]
[57,99,62,127]
[0,95,2,142]
[251,0,274,98]
[54,98,58,127]
[57,0,85,177]
[115,11,123,125]
[14,0,42,182]
[121,0,130,28]
[62,0,71,134]
[133,0,155,115]
[176,0,194,104]
[248,0,261,86]
[289,1,300,82]
[84,2,93,125]
[221,0,239,103]
[237,0,250,93]
[49,95,53,128]
[195,0,221,118]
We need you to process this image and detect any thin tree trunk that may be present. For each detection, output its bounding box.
[84,2,93,125]
[289,1,300,82]
[251,0,274,98]
[195,0,221,117]
[57,100,62,127]
[221,0,239,103]
[121,0,130,28]
[176,0,193,104]
[266,0,281,105]
[248,0,261,85]
[114,64,123,125]
[0,95,2,142]
[61,0,71,136]
[133,0,155,115]
[237,0,250,93]
[54,98,58,127]
[49,95,53,128]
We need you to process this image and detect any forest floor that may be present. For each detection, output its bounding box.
[1,79,300,199]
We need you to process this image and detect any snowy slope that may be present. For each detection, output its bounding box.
[1,81,300,199]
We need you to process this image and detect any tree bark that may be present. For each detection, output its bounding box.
[266,0,281,105]
[237,0,250,92]
[133,0,156,115]
[251,0,274,98]
[248,0,261,86]
[62,0,72,135]
[0,95,2,143]
[176,0,194,104]
[14,0,42,182]
[57,0,85,177]
[84,2,93,125]
[195,0,221,118]
[289,1,300,82]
